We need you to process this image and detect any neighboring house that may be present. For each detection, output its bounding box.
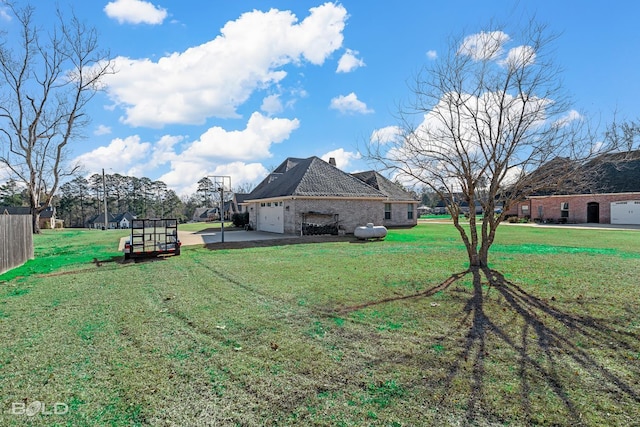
[242,156,418,235]
[417,205,432,217]
[113,212,136,229]
[1,206,31,215]
[351,171,419,228]
[508,151,640,225]
[193,196,247,223]
[2,206,62,229]
[39,206,63,229]
[513,193,640,225]
[86,212,132,229]
[222,200,233,220]
[87,213,116,229]
[232,193,249,214]
[192,207,218,222]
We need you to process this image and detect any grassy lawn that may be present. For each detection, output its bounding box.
[1,224,639,426]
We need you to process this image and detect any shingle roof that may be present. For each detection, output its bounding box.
[0,206,31,215]
[585,150,640,193]
[234,193,250,204]
[528,150,640,195]
[113,212,136,222]
[87,213,117,224]
[247,157,385,200]
[352,171,417,202]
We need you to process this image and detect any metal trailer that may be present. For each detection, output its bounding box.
[123,218,181,260]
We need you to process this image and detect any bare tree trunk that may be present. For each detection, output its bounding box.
[32,211,41,234]
[0,3,114,234]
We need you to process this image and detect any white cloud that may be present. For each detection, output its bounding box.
[426,50,437,60]
[0,7,11,22]
[104,0,168,25]
[73,135,151,174]
[261,94,284,116]
[0,164,12,182]
[329,92,373,115]
[184,112,300,161]
[370,126,402,144]
[412,91,550,157]
[73,113,298,195]
[501,45,536,69]
[156,112,298,193]
[458,31,510,61]
[159,161,268,196]
[553,109,582,129]
[336,49,365,73]
[94,125,112,136]
[321,148,361,170]
[105,3,347,128]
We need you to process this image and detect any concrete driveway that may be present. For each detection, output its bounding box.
[179,229,298,246]
[118,229,297,251]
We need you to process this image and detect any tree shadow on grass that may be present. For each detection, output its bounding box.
[338,268,640,425]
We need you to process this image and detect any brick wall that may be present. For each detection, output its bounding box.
[291,198,383,234]
[247,197,418,234]
[383,201,419,228]
[513,192,640,224]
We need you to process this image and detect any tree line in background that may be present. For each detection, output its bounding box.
[0,172,257,228]
[57,173,186,227]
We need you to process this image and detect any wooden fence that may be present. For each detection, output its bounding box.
[0,215,34,275]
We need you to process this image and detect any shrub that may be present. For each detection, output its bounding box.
[232,212,249,228]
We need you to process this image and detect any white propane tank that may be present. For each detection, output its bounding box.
[354,223,387,240]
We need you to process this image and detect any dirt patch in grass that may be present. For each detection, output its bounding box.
[203,234,355,251]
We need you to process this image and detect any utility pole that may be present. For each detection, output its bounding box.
[102,168,108,230]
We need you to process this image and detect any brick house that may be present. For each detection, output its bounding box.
[508,151,640,225]
[242,156,418,234]
[512,193,640,224]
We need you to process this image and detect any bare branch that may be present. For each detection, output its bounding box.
[366,18,637,267]
[0,2,115,232]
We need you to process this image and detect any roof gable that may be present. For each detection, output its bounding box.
[352,171,417,202]
[234,193,250,204]
[113,212,135,222]
[87,213,117,224]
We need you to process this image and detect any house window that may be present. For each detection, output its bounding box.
[384,203,392,220]
[407,204,414,220]
[521,205,529,215]
[560,202,569,218]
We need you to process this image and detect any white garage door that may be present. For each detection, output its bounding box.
[611,200,640,225]
[258,202,284,233]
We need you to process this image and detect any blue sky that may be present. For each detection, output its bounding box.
[2,1,639,195]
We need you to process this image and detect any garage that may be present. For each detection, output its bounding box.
[257,201,284,233]
[610,200,640,225]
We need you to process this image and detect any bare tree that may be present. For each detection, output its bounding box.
[369,21,635,267]
[0,2,114,233]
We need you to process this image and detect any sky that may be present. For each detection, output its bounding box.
[2,0,639,196]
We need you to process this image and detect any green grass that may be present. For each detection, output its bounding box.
[0,224,639,426]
